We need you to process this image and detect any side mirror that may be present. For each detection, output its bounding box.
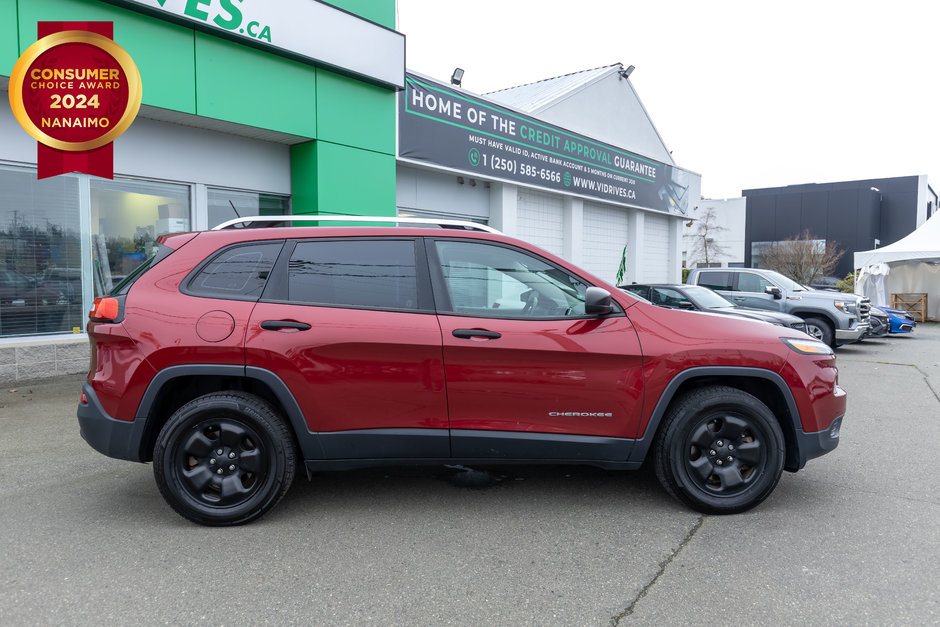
[765,285,783,299]
[678,300,695,310]
[585,286,613,315]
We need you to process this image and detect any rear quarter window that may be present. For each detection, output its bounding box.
[185,242,282,300]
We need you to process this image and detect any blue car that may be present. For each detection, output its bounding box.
[872,306,917,334]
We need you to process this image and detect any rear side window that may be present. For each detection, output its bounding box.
[288,240,418,310]
[697,271,732,291]
[187,242,282,300]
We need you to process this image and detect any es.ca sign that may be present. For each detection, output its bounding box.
[109,0,404,89]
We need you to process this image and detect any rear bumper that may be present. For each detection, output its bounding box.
[77,383,146,462]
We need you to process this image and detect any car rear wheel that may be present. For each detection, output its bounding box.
[153,391,296,526]
[653,386,784,515]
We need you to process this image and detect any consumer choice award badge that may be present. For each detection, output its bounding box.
[8,22,142,179]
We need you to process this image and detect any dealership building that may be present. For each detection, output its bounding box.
[0,0,698,382]
[397,66,700,286]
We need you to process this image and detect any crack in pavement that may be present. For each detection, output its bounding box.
[609,515,705,625]
[842,358,940,403]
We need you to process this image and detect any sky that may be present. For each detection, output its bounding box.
[397,0,940,200]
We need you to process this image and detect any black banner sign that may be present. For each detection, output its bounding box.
[399,74,691,214]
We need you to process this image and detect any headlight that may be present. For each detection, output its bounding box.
[833,299,858,315]
[781,337,834,355]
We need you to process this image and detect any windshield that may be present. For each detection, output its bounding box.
[682,285,735,309]
[758,269,807,291]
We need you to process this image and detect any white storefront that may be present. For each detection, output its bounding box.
[397,64,700,285]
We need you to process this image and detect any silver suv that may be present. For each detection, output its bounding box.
[685,267,870,347]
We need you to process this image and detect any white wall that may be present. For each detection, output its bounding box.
[682,197,746,267]
[396,165,490,220]
[1,105,291,194]
[522,72,675,166]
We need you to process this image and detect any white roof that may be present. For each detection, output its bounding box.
[485,65,619,112]
[854,212,940,267]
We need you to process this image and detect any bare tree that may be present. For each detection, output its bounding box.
[756,229,844,285]
[684,206,729,267]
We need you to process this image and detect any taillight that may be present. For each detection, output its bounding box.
[89,297,120,321]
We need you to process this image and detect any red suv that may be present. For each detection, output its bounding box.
[77,217,845,526]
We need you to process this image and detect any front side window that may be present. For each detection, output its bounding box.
[650,287,688,308]
[288,240,418,310]
[434,240,588,318]
[737,272,774,293]
[188,243,282,300]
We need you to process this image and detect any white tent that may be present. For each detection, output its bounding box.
[854,213,940,320]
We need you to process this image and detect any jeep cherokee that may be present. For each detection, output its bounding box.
[78,217,845,525]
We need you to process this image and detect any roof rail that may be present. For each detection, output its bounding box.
[212,215,502,234]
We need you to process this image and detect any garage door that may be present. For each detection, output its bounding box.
[517,190,564,257]
[640,212,671,282]
[581,203,628,284]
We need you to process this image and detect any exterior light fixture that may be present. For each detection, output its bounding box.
[451,68,464,86]
[619,65,635,79]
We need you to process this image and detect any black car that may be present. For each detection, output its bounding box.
[620,283,810,334]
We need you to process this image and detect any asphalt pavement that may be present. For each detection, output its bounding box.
[1,325,938,625]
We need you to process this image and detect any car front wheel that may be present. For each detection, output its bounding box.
[153,391,296,526]
[803,316,834,347]
[653,386,784,515]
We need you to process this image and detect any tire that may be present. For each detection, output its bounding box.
[153,391,297,526]
[653,386,785,515]
[803,316,834,347]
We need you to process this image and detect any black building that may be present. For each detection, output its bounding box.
[743,175,937,280]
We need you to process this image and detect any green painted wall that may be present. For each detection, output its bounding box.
[15,0,197,113]
[5,0,398,219]
[316,69,394,154]
[195,33,317,137]
[323,0,396,30]
[290,142,318,215]
[292,141,395,216]
[0,0,18,75]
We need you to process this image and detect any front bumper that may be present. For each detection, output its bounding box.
[835,323,869,343]
[791,414,842,470]
[77,382,147,462]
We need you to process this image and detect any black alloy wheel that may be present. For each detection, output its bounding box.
[654,386,784,515]
[154,391,296,526]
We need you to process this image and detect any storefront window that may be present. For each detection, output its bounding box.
[208,188,289,228]
[0,167,82,336]
[91,178,190,295]
[0,167,289,339]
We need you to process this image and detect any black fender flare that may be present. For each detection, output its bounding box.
[135,364,324,460]
[628,366,808,471]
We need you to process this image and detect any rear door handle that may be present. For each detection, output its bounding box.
[452,328,501,340]
[260,320,311,331]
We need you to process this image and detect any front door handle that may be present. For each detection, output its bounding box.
[260,320,311,331]
[452,328,501,340]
